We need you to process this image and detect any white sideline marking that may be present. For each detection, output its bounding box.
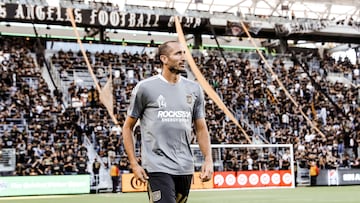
[0,195,75,201]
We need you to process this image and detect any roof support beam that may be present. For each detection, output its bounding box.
[267,1,282,17]
[223,0,247,13]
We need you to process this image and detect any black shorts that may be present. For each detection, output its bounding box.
[147,172,193,203]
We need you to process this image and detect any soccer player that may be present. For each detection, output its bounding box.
[122,41,213,203]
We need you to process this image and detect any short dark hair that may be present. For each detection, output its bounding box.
[157,40,179,65]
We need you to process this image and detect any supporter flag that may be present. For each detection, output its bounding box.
[225,21,244,37]
[266,88,278,104]
[99,66,114,116]
[238,18,327,140]
[67,8,119,125]
[226,21,261,36]
[175,16,251,143]
[249,21,262,35]
[311,100,317,121]
[274,23,291,36]
[226,21,245,36]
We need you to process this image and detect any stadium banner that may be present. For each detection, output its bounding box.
[0,3,208,30]
[274,20,329,36]
[121,173,147,192]
[0,175,90,197]
[0,148,16,172]
[316,169,360,186]
[213,170,293,189]
[338,169,360,185]
[191,172,213,189]
[121,172,212,192]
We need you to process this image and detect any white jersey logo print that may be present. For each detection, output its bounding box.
[157,95,167,108]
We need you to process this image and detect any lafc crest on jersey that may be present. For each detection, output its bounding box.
[186,94,193,104]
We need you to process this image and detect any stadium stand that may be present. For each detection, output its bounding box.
[1,35,359,182]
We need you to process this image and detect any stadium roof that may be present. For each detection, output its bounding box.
[101,0,360,22]
[1,0,359,46]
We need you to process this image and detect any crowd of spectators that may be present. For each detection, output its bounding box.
[0,36,359,182]
[0,37,88,176]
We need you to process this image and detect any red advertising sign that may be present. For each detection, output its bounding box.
[213,170,293,188]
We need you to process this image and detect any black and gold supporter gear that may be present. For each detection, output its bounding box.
[147,172,192,203]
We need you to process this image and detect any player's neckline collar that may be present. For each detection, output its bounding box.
[159,74,181,84]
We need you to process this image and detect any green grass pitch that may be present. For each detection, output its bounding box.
[1,186,359,203]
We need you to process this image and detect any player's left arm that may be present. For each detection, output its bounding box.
[194,118,213,182]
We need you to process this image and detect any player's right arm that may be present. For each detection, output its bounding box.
[122,116,149,183]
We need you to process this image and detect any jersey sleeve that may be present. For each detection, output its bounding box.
[127,83,145,119]
[193,84,206,120]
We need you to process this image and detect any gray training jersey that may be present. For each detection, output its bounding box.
[127,74,205,175]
